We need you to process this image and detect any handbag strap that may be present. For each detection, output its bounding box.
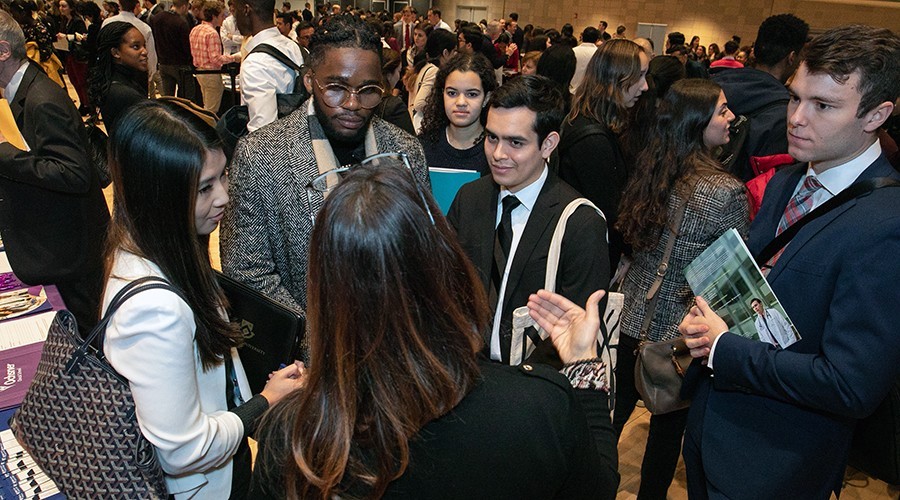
[755,176,900,267]
[78,277,186,358]
[543,198,607,293]
[639,188,691,343]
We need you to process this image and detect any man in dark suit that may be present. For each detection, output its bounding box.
[679,25,900,499]
[447,75,609,367]
[0,11,110,330]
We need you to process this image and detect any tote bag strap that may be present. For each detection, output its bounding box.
[544,198,607,292]
[78,277,186,357]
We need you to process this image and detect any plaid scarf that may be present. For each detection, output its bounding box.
[306,99,379,175]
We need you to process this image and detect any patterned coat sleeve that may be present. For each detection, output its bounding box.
[219,136,304,313]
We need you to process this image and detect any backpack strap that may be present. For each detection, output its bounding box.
[248,43,305,75]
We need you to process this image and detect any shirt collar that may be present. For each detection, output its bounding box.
[806,140,882,196]
[4,61,30,102]
[244,26,282,51]
[499,165,548,213]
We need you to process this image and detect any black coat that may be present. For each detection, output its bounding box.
[249,360,619,498]
[0,61,109,329]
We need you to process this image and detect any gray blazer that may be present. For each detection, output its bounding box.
[619,173,749,342]
[219,102,429,314]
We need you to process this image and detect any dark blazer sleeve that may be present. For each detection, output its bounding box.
[712,209,900,419]
[0,74,91,194]
[558,388,619,499]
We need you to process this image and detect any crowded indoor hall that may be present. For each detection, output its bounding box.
[0,0,898,498]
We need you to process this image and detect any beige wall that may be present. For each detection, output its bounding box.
[436,0,900,51]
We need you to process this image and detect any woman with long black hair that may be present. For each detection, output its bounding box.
[614,79,749,499]
[101,99,303,498]
[250,162,619,499]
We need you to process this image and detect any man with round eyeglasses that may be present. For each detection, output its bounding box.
[220,15,429,329]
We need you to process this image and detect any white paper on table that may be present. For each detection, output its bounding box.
[0,252,11,274]
[0,311,54,350]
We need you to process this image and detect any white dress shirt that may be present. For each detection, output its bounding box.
[240,27,305,132]
[570,42,597,93]
[220,15,244,55]
[103,12,158,80]
[490,166,548,361]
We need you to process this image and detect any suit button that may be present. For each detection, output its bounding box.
[522,364,533,371]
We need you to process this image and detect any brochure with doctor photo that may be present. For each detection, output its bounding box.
[684,229,801,348]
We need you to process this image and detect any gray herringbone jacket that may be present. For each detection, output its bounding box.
[620,173,749,342]
[219,104,429,315]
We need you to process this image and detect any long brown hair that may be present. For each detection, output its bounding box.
[258,165,488,499]
[104,100,242,369]
[567,39,645,133]
[617,79,727,251]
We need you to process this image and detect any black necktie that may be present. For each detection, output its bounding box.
[489,195,521,311]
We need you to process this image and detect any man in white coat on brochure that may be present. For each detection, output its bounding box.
[750,298,796,348]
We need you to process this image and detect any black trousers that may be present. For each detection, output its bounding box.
[614,333,689,500]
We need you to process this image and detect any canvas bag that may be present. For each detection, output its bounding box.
[510,198,620,413]
[10,277,184,499]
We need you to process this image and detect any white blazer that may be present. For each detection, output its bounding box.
[102,251,253,499]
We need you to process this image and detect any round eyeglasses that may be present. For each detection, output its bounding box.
[311,76,385,109]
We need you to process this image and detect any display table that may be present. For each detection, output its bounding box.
[0,248,67,499]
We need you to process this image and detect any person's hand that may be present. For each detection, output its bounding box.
[527,289,604,363]
[56,33,66,41]
[506,42,518,56]
[260,361,305,405]
[679,296,728,358]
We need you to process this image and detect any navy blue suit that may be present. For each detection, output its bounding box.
[683,154,900,499]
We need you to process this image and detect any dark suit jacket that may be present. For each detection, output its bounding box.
[684,154,900,498]
[0,61,109,328]
[447,172,609,365]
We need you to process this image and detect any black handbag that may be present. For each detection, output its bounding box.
[10,277,183,499]
[85,114,111,188]
[633,189,693,415]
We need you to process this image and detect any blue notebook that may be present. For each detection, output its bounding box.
[428,168,480,214]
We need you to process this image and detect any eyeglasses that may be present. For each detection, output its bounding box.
[310,75,385,109]
[305,152,435,227]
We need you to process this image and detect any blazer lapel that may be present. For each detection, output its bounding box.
[502,175,560,306]
[474,182,500,293]
[767,155,897,281]
[8,63,38,128]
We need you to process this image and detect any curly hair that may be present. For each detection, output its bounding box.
[308,14,382,69]
[87,21,136,110]
[617,79,728,250]
[568,38,645,134]
[418,53,497,145]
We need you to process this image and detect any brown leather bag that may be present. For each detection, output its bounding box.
[633,190,693,415]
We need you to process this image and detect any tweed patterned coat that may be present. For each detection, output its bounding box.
[619,173,749,343]
[219,102,429,315]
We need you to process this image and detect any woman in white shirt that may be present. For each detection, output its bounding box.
[101,98,303,499]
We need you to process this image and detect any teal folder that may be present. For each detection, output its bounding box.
[428,167,480,214]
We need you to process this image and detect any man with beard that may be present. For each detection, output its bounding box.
[220,15,428,316]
